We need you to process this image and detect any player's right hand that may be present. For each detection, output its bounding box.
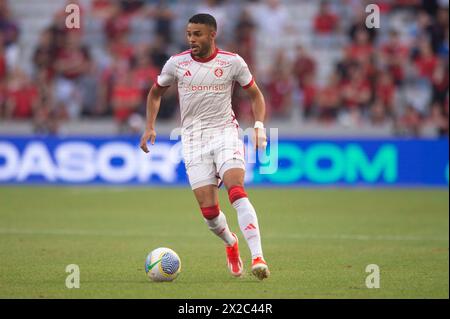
[140,128,157,153]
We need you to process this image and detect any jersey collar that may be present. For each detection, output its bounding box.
[191,47,219,63]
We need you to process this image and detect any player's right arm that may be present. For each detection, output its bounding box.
[140,57,177,153]
[140,84,169,153]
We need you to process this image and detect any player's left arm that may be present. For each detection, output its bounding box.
[245,82,267,150]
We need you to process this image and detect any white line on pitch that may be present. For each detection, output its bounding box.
[0,228,447,242]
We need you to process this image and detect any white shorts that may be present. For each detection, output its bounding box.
[182,126,245,190]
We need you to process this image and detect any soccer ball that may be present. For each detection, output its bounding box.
[145,247,181,282]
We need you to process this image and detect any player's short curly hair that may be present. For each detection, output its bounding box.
[188,13,217,31]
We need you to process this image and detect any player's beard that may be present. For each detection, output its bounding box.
[193,43,212,59]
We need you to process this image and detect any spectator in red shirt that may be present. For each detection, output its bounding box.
[111,66,142,127]
[293,45,316,89]
[414,39,439,81]
[313,0,339,34]
[32,29,56,80]
[54,32,90,80]
[348,14,377,45]
[131,45,159,93]
[52,32,91,120]
[346,29,374,62]
[379,30,409,85]
[380,30,409,62]
[358,53,377,83]
[4,69,39,119]
[265,65,294,119]
[109,31,134,61]
[431,57,449,104]
[313,0,340,48]
[375,72,396,114]
[91,0,118,20]
[104,2,130,41]
[341,65,371,111]
[317,73,341,123]
[300,74,317,119]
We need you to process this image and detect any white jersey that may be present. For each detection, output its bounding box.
[156,48,254,135]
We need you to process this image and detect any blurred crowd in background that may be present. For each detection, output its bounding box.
[0,0,448,136]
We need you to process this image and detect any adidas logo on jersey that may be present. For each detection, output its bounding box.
[184,70,192,77]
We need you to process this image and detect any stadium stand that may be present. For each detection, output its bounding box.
[0,0,448,137]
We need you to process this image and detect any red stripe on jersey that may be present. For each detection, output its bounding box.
[242,77,255,90]
[173,50,191,57]
[218,50,237,56]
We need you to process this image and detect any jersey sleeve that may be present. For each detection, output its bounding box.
[156,57,176,87]
[234,55,254,89]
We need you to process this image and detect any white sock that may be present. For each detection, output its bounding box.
[204,211,236,246]
[232,197,263,259]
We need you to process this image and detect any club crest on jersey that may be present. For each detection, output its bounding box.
[214,68,223,78]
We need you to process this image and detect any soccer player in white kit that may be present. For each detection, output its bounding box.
[140,14,269,280]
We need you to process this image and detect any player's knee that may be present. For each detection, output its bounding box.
[227,185,248,204]
[222,168,245,190]
[200,204,220,220]
[223,178,244,190]
[196,196,217,209]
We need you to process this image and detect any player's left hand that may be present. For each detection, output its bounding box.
[253,121,267,150]
[140,128,157,153]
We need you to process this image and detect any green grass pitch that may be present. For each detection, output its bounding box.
[0,187,448,299]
